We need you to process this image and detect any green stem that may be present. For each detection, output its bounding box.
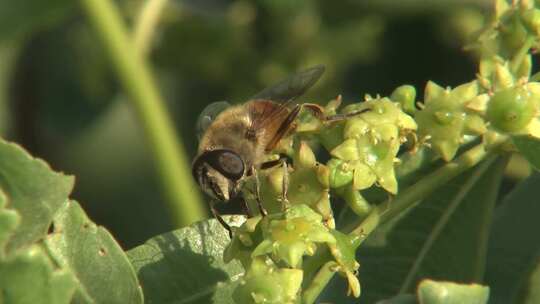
[510,36,534,74]
[350,141,496,242]
[302,262,337,304]
[302,142,499,304]
[81,0,206,226]
[134,0,169,56]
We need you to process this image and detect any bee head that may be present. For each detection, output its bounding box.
[192,149,246,201]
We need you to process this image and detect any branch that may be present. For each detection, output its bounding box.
[80,0,206,226]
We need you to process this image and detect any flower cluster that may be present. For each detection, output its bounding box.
[223,1,540,303]
[225,95,417,303]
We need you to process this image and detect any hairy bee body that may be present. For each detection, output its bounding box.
[199,105,256,169]
[194,100,290,201]
[192,65,324,204]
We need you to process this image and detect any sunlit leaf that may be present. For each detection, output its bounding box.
[417,280,489,304]
[45,200,144,304]
[127,216,245,304]
[0,245,77,304]
[0,139,74,252]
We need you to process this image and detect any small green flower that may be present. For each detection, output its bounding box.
[328,230,361,298]
[224,216,263,268]
[233,257,303,304]
[391,84,417,114]
[327,158,354,188]
[416,81,486,161]
[329,98,416,194]
[287,143,333,220]
[467,1,539,62]
[251,204,336,268]
[521,7,540,36]
[486,85,539,133]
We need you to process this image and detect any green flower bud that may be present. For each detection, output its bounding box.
[519,0,534,11]
[451,81,479,102]
[352,162,376,191]
[495,0,510,18]
[327,158,354,188]
[325,95,342,114]
[391,85,417,114]
[317,123,345,152]
[500,13,529,57]
[486,87,538,133]
[343,118,369,139]
[464,114,488,135]
[288,167,327,207]
[424,81,447,102]
[328,230,361,298]
[224,216,263,268]
[316,164,330,188]
[465,94,489,113]
[233,258,303,304]
[252,205,335,268]
[313,194,335,229]
[516,54,532,79]
[479,57,498,83]
[331,139,360,161]
[417,81,482,161]
[494,62,515,89]
[294,141,316,169]
[521,8,540,35]
[525,118,540,138]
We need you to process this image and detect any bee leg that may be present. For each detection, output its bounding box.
[281,159,290,211]
[302,103,371,122]
[324,108,371,122]
[260,153,292,170]
[240,196,253,217]
[252,166,268,217]
[210,200,233,238]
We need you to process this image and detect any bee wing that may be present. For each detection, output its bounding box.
[196,101,231,140]
[249,65,325,131]
[250,65,326,104]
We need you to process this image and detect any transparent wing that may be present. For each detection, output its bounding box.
[196,101,231,140]
[249,65,325,132]
[250,65,325,103]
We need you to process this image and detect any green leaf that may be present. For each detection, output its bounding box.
[485,173,540,304]
[376,280,489,304]
[0,245,77,304]
[0,0,74,42]
[0,139,74,252]
[323,156,506,303]
[521,258,540,304]
[513,136,540,170]
[45,200,143,304]
[417,280,489,304]
[127,217,245,304]
[0,189,20,258]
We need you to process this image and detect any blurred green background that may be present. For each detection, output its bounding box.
[1,0,519,248]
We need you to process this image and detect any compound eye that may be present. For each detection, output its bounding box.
[215,151,245,181]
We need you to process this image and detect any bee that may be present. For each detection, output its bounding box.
[192,65,367,235]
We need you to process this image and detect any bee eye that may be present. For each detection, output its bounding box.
[215,150,244,180]
[194,149,245,181]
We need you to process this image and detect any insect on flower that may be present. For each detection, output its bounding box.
[192,65,368,236]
